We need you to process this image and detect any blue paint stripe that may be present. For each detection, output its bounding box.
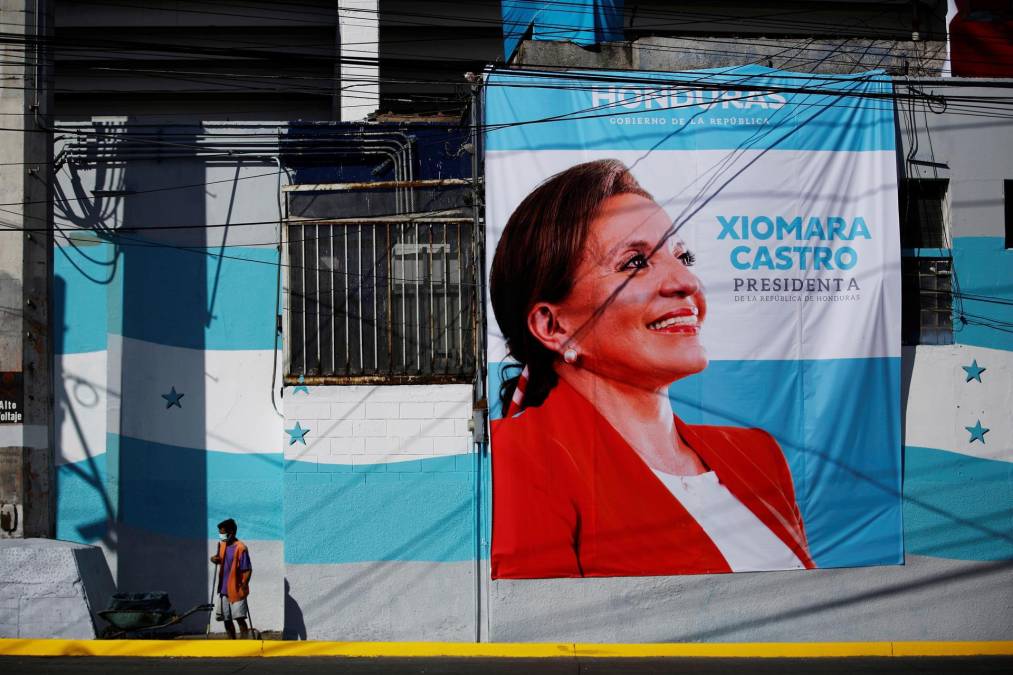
[55,240,279,354]
[55,437,283,544]
[903,445,1013,561]
[952,236,1013,352]
[54,240,115,354]
[490,357,903,568]
[485,66,895,152]
[284,454,477,564]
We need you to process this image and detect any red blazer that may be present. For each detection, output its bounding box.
[491,378,814,579]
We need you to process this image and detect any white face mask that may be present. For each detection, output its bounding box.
[218,533,229,541]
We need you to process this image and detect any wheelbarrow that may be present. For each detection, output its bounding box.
[98,592,213,638]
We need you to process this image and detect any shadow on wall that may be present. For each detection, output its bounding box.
[52,122,211,632]
[283,578,306,640]
[115,123,209,632]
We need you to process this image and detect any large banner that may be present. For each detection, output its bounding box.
[484,66,902,578]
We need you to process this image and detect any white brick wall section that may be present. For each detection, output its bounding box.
[284,384,474,466]
[330,437,366,455]
[353,419,387,437]
[400,402,434,419]
[283,402,330,419]
[365,401,398,419]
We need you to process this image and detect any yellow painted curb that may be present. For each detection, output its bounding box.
[1,638,1012,658]
[892,641,1013,657]
[0,639,261,658]
[572,642,896,658]
[260,641,573,658]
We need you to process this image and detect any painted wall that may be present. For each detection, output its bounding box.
[53,124,287,631]
[48,82,1013,642]
[282,383,479,640]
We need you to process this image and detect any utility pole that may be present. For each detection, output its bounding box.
[0,0,54,538]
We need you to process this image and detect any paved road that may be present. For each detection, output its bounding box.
[2,656,1012,674]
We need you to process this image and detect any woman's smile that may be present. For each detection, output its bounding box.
[646,306,701,333]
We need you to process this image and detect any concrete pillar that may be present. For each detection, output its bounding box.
[338,0,380,121]
[0,0,53,538]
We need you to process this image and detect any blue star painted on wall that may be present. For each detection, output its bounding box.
[965,420,989,444]
[161,386,184,409]
[962,359,986,383]
[286,421,310,445]
[292,375,310,395]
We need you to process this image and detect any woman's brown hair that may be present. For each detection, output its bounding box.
[490,159,651,414]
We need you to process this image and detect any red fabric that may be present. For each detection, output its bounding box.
[491,378,814,579]
[950,2,1013,77]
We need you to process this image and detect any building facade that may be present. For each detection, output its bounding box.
[15,0,1013,641]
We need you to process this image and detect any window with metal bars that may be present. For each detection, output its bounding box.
[286,218,477,382]
[1005,179,1013,249]
[900,178,953,345]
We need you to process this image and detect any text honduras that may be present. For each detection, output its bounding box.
[717,215,871,271]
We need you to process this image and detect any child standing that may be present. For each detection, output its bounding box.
[210,518,252,639]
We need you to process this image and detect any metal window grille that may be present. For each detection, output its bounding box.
[1005,179,1013,249]
[901,257,953,345]
[899,178,952,345]
[899,178,948,248]
[286,217,477,382]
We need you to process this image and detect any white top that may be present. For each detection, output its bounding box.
[650,469,805,572]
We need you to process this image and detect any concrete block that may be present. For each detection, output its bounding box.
[284,402,330,419]
[356,452,410,466]
[18,596,90,625]
[352,456,388,472]
[319,420,356,437]
[330,437,366,454]
[426,384,474,402]
[363,436,399,452]
[0,539,113,639]
[400,436,434,454]
[330,402,367,420]
[421,456,459,473]
[433,436,470,455]
[385,458,423,473]
[298,385,362,402]
[285,456,318,472]
[365,402,398,418]
[421,419,456,436]
[434,400,471,419]
[365,472,402,484]
[400,402,434,419]
[353,419,387,437]
[387,420,421,437]
[296,473,332,484]
[317,462,353,473]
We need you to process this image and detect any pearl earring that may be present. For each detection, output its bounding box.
[563,347,579,365]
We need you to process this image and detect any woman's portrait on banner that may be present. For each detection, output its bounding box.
[489,159,814,579]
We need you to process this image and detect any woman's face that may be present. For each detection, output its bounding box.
[550,193,708,389]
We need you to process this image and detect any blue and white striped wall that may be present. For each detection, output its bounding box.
[53,149,288,630]
[48,116,1012,642]
[281,383,481,640]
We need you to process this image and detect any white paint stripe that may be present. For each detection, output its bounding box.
[107,334,282,455]
[903,343,1012,463]
[56,350,109,466]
